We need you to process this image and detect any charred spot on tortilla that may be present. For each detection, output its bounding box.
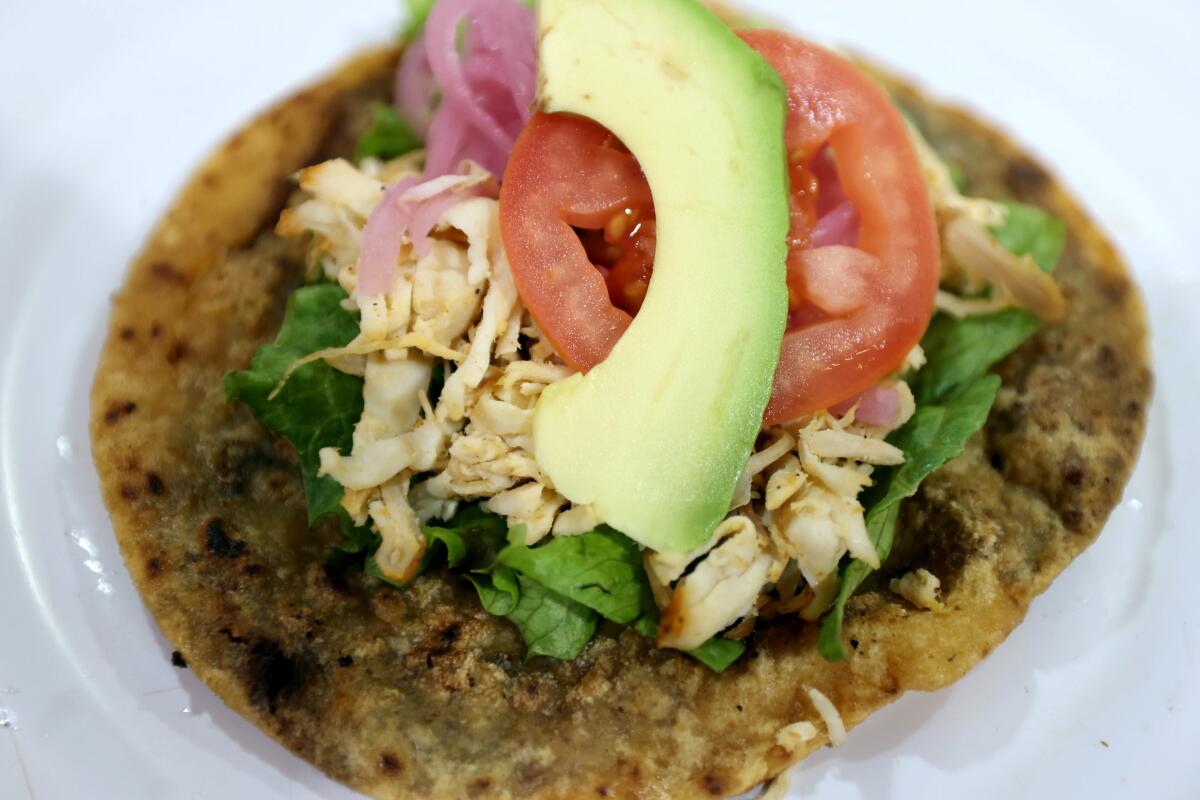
[143,555,164,580]
[103,400,137,425]
[90,21,1149,800]
[145,471,166,496]
[166,340,190,365]
[151,261,189,284]
[204,518,247,559]
[246,639,307,715]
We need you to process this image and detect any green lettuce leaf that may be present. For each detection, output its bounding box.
[366,502,511,587]
[947,161,968,193]
[819,375,1001,660]
[817,505,900,662]
[497,527,645,624]
[347,502,604,662]
[506,574,599,661]
[354,103,423,163]
[467,564,521,616]
[458,514,746,670]
[400,0,436,41]
[869,376,1001,511]
[911,309,1040,406]
[421,524,470,569]
[495,524,746,669]
[424,503,509,570]
[224,285,363,527]
[685,635,747,672]
[990,201,1067,273]
[631,611,747,673]
[333,524,379,556]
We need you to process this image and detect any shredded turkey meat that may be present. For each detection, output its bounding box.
[657,516,780,650]
[644,392,913,648]
[276,150,922,630]
[910,121,1066,321]
[279,155,563,580]
[890,567,945,611]
[273,139,1030,651]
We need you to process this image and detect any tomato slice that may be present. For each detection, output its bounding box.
[499,113,653,370]
[741,31,939,423]
[499,34,938,423]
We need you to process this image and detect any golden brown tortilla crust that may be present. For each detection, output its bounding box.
[91,49,1151,799]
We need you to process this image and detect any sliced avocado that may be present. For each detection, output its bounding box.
[532,0,790,553]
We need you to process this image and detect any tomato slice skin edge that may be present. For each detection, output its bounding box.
[740,30,939,424]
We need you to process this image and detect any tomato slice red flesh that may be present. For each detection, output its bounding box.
[742,31,939,422]
[499,113,653,370]
[499,33,938,423]
[577,209,657,315]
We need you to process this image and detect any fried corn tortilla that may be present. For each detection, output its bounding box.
[90,46,1151,799]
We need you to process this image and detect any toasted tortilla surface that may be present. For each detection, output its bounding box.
[90,47,1151,799]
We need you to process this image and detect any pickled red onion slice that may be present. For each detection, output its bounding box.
[358,177,421,296]
[396,38,435,137]
[365,0,533,296]
[417,0,535,178]
[831,386,901,427]
[810,200,860,248]
[358,170,497,296]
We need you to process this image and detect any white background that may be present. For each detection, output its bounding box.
[1,1,1197,798]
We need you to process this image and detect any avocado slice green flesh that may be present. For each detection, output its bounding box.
[532,0,790,554]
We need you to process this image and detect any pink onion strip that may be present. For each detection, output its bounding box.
[358,177,421,296]
[407,184,488,257]
[358,168,499,295]
[396,38,435,137]
[408,0,535,179]
[810,200,860,248]
[425,0,519,153]
[830,386,901,427]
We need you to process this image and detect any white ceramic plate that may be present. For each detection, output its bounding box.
[1,1,1196,797]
